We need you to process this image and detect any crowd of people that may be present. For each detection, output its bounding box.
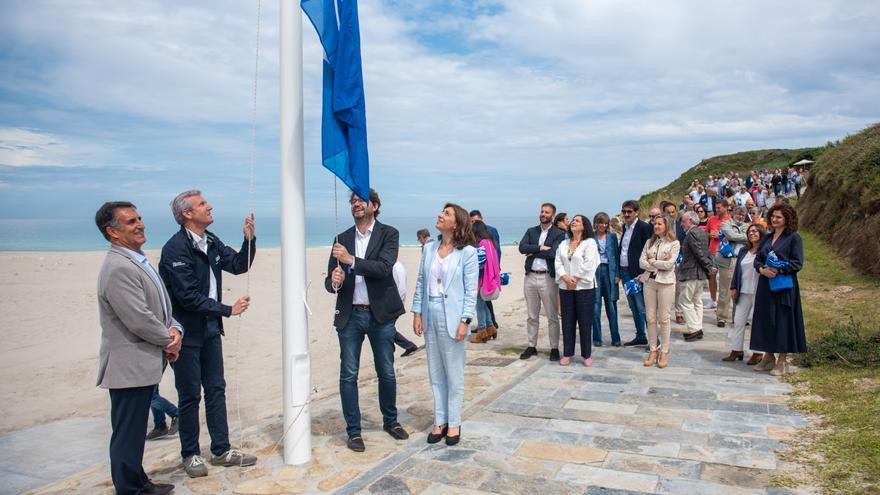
[92,169,807,493]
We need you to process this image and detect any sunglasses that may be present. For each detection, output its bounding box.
[621,209,635,214]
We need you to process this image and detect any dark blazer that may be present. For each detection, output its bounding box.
[676,226,713,281]
[160,227,255,346]
[596,232,620,301]
[324,221,405,329]
[618,219,653,276]
[730,246,755,293]
[674,217,686,243]
[699,194,716,213]
[518,225,565,278]
[487,224,501,262]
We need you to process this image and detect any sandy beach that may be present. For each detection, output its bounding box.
[0,245,526,435]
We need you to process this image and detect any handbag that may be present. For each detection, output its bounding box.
[624,278,643,295]
[500,272,510,286]
[768,274,793,292]
[481,287,500,301]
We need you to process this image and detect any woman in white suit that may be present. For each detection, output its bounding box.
[412,203,478,446]
[639,215,681,369]
[554,215,600,367]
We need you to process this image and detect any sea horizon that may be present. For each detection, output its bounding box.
[0,215,539,252]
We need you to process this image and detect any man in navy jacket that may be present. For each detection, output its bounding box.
[159,190,257,478]
[618,200,654,347]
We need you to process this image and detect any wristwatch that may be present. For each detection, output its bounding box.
[461,318,472,325]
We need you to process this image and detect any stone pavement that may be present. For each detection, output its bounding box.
[26,289,814,495]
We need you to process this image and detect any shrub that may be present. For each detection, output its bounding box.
[796,319,880,368]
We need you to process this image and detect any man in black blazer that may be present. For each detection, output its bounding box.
[518,202,566,360]
[618,200,654,347]
[325,189,409,453]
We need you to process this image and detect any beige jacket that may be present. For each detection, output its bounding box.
[96,245,177,389]
[639,237,681,285]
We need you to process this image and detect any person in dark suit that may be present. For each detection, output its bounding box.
[160,190,257,478]
[469,210,501,329]
[95,201,179,495]
[518,203,566,360]
[617,200,654,347]
[325,189,409,452]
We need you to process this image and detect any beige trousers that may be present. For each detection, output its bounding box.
[524,272,560,348]
[716,264,735,323]
[644,279,675,353]
[678,279,704,333]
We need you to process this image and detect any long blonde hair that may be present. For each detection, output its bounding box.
[649,215,677,246]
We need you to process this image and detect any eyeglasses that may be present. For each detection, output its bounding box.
[649,214,659,218]
[621,209,635,214]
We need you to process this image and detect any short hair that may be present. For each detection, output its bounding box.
[568,214,594,240]
[682,211,699,225]
[622,199,640,212]
[659,200,673,211]
[593,211,610,227]
[95,201,136,241]
[171,190,201,225]
[416,228,431,240]
[554,212,568,227]
[444,203,477,249]
[766,203,799,234]
[468,210,482,219]
[716,198,730,209]
[732,206,747,217]
[541,202,557,214]
[351,188,382,218]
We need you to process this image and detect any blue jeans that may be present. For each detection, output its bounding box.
[150,384,178,430]
[620,269,647,340]
[337,308,398,437]
[424,297,467,427]
[172,322,230,458]
[592,264,620,345]
[475,297,492,329]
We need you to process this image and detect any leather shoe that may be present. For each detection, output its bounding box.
[721,351,744,362]
[623,337,648,347]
[401,346,420,357]
[717,320,726,328]
[549,349,560,362]
[426,424,448,444]
[519,346,537,359]
[446,426,461,446]
[684,330,704,341]
[383,422,409,440]
[347,434,365,452]
[142,481,174,495]
[675,314,685,324]
[747,353,764,365]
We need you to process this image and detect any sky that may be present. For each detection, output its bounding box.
[1,0,879,224]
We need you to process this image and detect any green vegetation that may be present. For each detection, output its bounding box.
[787,230,879,494]
[798,123,880,276]
[638,147,828,210]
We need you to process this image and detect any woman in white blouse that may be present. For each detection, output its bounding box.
[554,215,600,366]
[639,215,681,369]
[726,224,765,364]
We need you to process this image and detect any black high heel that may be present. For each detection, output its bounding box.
[427,424,448,444]
[446,426,461,446]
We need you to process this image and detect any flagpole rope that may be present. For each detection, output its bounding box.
[230,0,262,462]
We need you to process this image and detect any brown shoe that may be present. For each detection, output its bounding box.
[675,314,685,325]
[485,325,498,340]
[658,352,669,368]
[644,351,658,367]
[721,351,744,362]
[746,353,764,365]
[469,329,488,344]
[754,355,777,371]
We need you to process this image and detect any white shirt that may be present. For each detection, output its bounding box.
[531,224,552,272]
[740,251,759,294]
[187,229,217,301]
[351,220,375,305]
[735,192,752,207]
[428,252,450,297]
[392,261,406,303]
[619,221,636,268]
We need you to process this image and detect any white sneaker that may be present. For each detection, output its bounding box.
[703,300,716,309]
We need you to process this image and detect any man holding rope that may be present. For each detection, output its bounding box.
[325,188,410,452]
[159,190,257,478]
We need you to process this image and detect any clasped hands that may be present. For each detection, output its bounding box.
[560,275,578,290]
[165,327,182,363]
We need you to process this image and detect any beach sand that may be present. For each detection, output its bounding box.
[0,246,525,435]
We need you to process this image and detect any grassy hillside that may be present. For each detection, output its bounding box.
[798,123,880,276]
[638,147,827,210]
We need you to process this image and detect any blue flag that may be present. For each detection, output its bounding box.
[301,0,370,201]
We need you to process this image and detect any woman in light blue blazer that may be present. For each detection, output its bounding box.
[592,212,621,346]
[412,203,478,446]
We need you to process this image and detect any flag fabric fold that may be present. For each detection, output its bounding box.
[302,0,370,202]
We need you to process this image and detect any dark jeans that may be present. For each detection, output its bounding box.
[560,289,595,358]
[486,300,498,327]
[109,385,153,495]
[620,270,647,340]
[337,308,398,437]
[592,263,620,345]
[151,384,178,430]
[172,321,230,458]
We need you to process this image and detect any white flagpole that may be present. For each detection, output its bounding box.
[279,0,312,465]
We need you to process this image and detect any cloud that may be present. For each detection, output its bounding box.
[0,128,72,167]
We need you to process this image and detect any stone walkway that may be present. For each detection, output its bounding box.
[26,289,814,495]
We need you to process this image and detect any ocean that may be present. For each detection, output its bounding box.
[0,216,539,252]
